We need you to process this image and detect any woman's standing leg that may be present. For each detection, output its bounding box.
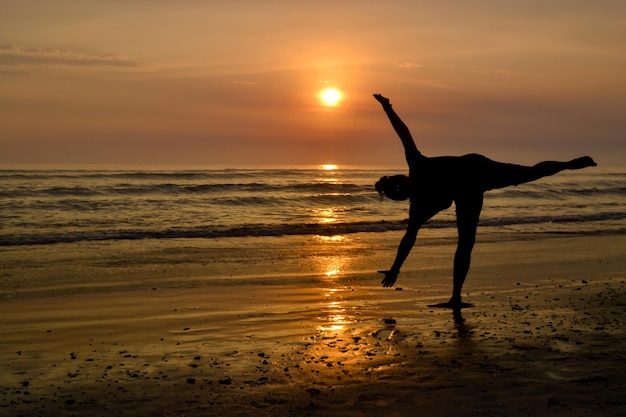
[450,193,484,309]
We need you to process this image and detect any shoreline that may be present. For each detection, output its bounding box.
[2,231,625,298]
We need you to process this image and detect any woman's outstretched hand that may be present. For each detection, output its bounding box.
[373,93,391,108]
[378,270,398,288]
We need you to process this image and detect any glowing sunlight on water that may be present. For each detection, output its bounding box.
[314,207,339,224]
[317,235,345,243]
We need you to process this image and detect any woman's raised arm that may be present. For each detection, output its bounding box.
[373,94,422,162]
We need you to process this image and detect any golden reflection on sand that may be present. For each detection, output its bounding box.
[314,235,354,334]
[320,296,348,332]
[319,274,350,333]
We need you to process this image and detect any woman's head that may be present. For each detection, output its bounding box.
[375,175,411,201]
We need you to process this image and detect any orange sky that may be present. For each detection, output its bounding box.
[1,1,625,167]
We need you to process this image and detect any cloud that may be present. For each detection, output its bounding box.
[232,80,257,86]
[0,44,142,69]
[467,65,526,77]
[396,62,423,69]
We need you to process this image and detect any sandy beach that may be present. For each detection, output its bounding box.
[2,233,626,417]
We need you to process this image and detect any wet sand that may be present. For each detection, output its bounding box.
[2,234,626,416]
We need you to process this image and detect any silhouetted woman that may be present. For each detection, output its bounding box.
[373,93,596,310]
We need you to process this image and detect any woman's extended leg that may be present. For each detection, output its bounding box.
[487,156,596,190]
[528,156,597,179]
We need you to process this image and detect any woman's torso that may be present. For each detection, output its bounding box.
[408,153,494,199]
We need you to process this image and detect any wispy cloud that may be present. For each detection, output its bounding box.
[396,62,423,69]
[0,44,142,69]
[467,65,526,77]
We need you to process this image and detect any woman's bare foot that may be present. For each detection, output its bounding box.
[569,156,597,169]
[428,298,474,311]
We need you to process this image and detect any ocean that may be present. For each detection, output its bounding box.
[1,167,625,247]
[1,166,625,297]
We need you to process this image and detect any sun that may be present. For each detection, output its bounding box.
[319,88,342,106]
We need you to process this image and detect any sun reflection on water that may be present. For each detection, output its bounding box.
[313,207,339,224]
[317,235,345,243]
[310,167,347,225]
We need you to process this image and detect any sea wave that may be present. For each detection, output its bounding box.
[0,181,370,198]
[2,210,625,246]
[0,168,382,182]
[4,181,624,200]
